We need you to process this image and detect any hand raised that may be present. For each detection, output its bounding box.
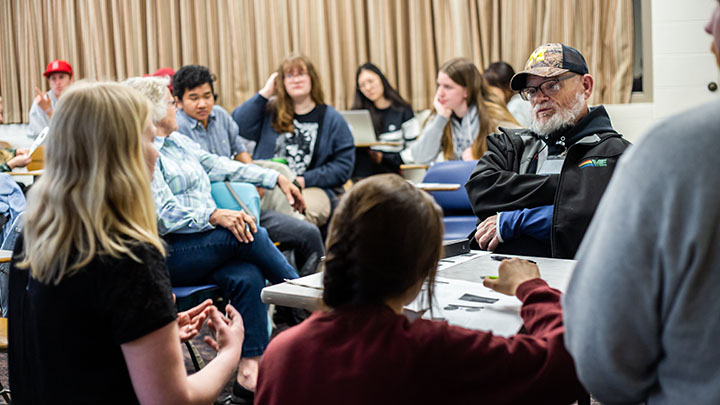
[259,72,279,99]
[34,87,52,114]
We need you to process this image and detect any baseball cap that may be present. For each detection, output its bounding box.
[146,67,176,94]
[510,43,588,91]
[44,60,73,78]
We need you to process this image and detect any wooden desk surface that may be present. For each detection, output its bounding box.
[8,170,43,176]
[355,141,403,148]
[0,249,12,263]
[0,317,6,349]
[399,164,430,170]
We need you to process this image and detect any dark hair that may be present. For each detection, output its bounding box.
[270,53,325,134]
[172,65,217,101]
[322,174,444,310]
[483,61,516,92]
[351,63,412,136]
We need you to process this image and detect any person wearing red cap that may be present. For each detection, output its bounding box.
[28,59,74,138]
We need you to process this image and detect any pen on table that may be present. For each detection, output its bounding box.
[490,255,536,264]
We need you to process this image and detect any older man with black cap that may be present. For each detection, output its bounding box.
[466,43,631,259]
[29,59,74,138]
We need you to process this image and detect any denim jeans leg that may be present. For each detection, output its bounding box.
[211,260,268,357]
[260,210,324,275]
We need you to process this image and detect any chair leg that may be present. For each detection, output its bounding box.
[185,340,206,371]
[0,379,10,403]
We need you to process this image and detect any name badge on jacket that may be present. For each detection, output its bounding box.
[537,156,565,175]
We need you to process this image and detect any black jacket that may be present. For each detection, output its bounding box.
[465,106,631,259]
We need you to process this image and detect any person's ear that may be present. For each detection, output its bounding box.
[174,96,183,110]
[581,74,594,100]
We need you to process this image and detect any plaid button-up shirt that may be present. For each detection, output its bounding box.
[151,132,277,235]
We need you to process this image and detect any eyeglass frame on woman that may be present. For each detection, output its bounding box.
[519,74,577,101]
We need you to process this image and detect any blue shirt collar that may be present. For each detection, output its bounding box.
[177,107,217,129]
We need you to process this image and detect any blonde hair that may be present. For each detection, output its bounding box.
[123,76,169,123]
[19,81,165,285]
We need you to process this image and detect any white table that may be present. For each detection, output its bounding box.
[261,251,576,317]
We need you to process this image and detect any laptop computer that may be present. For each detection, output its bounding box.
[339,110,377,146]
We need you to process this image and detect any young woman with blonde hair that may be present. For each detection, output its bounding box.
[412,58,519,164]
[8,81,244,404]
[232,53,355,227]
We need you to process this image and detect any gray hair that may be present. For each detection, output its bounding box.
[122,76,169,123]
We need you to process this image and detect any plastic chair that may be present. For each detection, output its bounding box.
[422,160,479,240]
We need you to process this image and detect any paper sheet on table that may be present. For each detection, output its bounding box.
[405,276,523,337]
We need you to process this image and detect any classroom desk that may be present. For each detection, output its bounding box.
[261,251,576,312]
[354,141,403,148]
[0,249,12,263]
[414,182,461,191]
[7,170,43,177]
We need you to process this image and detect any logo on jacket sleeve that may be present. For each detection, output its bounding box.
[578,159,607,169]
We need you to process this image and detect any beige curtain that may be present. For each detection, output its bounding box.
[0,0,633,124]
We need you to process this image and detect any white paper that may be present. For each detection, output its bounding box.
[29,127,49,156]
[406,276,523,337]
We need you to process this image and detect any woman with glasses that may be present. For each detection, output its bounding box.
[8,82,244,404]
[351,63,420,177]
[232,54,355,228]
[124,76,302,401]
[411,58,518,164]
[255,174,586,405]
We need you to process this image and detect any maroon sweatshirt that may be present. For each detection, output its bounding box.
[256,279,585,404]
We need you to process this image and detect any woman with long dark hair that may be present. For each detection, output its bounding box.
[255,174,585,405]
[351,63,419,176]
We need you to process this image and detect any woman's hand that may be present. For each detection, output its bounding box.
[483,258,541,296]
[204,304,245,355]
[7,153,32,169]
[259,72,279,99]
[177,299,213,342]
[433,91,452,118]
[209,209,257,243]
[276,174,306,213]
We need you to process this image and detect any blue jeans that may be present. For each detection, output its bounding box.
[164,226,298,357]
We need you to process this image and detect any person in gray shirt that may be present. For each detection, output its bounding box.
[563,5,720,403]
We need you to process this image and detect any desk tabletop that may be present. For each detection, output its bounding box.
[7,170,43,176]
[355,141,403,148]
[262,251,576,313]
[414,182,461,191]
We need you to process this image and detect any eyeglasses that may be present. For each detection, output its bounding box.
[285,70,308,80]
[520,74,576,101]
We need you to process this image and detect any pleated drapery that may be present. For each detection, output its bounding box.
[0,0,634,124]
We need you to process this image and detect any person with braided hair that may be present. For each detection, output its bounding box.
[255,174,585,405]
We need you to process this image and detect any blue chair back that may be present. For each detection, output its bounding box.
[422,160,477,214]
[210,181,261,219]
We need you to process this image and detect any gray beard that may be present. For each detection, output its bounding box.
[529,93,586,136]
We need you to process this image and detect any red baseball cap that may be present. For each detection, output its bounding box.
[44,60,73,78]
[146,67,176,94]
